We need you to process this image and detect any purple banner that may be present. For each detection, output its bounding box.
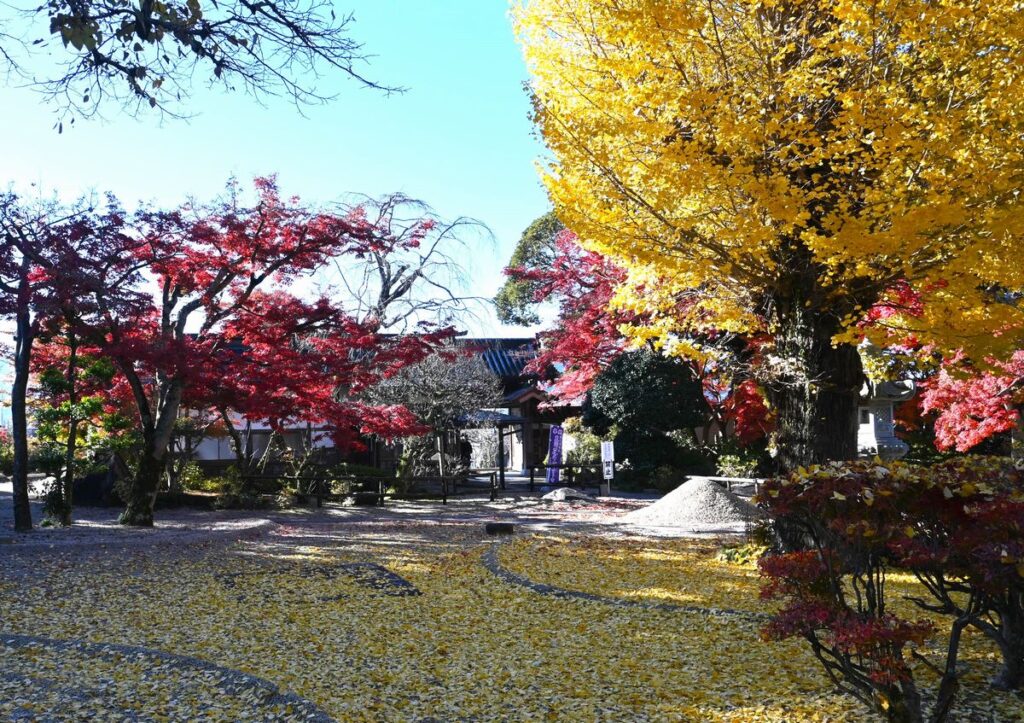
[546,425,563,485]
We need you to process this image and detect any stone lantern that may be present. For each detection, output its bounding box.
[857,380,915,460]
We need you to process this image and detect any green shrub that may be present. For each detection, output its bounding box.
[29,440,65,475]
[183,466,245,494]
[716,452,759,478]
[186,476,227,493]
[647,465,683,492]
[177,462,206,490]
[563,418,603,464]
[714,439,766,477]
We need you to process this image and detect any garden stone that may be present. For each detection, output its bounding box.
[484,522,515,535]
[541,487,595,502]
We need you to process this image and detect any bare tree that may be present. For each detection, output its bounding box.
[363,348,503,477]
[0,0,396,122]
[325,194,492,333]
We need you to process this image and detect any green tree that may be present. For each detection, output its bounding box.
[32,317,122,525]
[585,350,707,437]
[583,349,711,474]
[494,211,563,326]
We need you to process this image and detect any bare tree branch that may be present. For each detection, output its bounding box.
[1,0,400,122]
[324,193,494,333]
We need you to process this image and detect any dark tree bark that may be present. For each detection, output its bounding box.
[991,594,1024,690]
[58,331,80,527]
[119,443,164,527]
[117,364,184,527]
[10,269,35,532]
[765,297,863,473]
[222,411,246,470]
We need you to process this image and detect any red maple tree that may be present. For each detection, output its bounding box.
[759,457,1024,721]
[505,229,632,400]
[82,178,451,525]
[919,351,1024,453]
[506,229,773,443]
[2,194,142,530]
[201,291,441,477]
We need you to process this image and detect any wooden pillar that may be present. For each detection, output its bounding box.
[497,425,506,490]
[522,417,534,471]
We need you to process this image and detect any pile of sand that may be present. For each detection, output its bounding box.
[623,477,760,531]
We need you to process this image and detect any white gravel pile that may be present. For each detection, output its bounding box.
[623,477,760,533]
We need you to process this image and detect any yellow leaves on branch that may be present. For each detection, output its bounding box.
[515,0,1024,355]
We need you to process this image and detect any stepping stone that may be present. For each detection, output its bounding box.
[484,522,515,535]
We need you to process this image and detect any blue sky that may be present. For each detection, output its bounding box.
[0,1,550,339]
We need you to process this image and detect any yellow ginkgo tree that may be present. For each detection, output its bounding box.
[515,0,1024,470]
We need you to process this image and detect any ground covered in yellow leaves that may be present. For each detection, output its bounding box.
[2,520,1021,721]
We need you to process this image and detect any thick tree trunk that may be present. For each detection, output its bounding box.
[119,378,184,527]
[993,644,1024,691]
[992,597,1024,690]
[10,301,34,532]
[120,444,164,527]
[882,680,925,723]
[766,302,863,472]
[60,418,79,526]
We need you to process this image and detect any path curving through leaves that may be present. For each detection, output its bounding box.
[481,543,766,621]
[1,633,334,721]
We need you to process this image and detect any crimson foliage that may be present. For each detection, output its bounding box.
[919,352,1024,453]
[758,457,1024,722]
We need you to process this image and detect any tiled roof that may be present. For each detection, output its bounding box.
[457,338,539,379]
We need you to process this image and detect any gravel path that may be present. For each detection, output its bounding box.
[1,481,666,549]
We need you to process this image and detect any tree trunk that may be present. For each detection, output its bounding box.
[119,378,184,527]
[993,644,1024,691]
[930,616,966,722]
[436,432,447,478]
[120,444,164,527]
[992,595,1024,690]
[59,333,80,527]
[60,423,80,526]
[9,296,34,532]
[219,406,249,475]
[765,302,863,473]
[882,680,925,723]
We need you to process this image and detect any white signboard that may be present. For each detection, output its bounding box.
[602,460,615,481]
[600,440,615,463]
